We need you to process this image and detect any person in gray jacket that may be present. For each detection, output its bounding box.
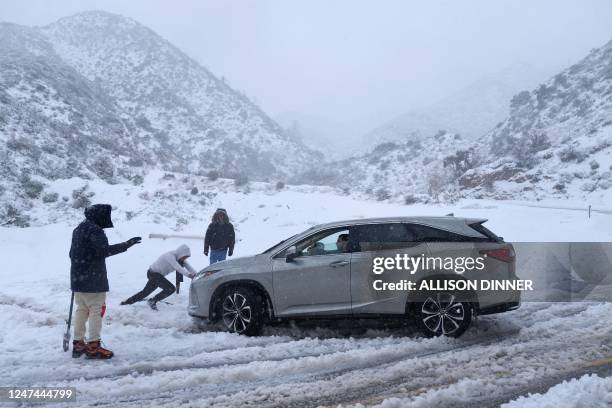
[121,244,196,310]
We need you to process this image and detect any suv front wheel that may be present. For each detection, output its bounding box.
[415,291,473,338]
[220,286,264,336]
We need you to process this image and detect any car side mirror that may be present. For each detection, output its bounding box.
[286,246,298,262]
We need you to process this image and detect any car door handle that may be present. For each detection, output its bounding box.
[329,260,349,267]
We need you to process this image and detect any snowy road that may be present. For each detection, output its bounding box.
[2,197,612,407]
[2,294,610,407]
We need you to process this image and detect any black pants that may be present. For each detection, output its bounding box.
[123,271,175,304]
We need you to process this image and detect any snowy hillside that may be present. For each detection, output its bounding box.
[294,130,469,203]
[275,111,363,159]
[0,11,320,227]
[41,11,319,179]
[306,38,612,203]
[0,22,151,226]
[360,64,547,150]
[457,38,612,200]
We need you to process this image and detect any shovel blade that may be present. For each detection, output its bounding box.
[63,331,71,352]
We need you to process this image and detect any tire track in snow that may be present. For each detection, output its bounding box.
[446,359,612,408]
[2,336,296,385]
[0,292,62,316]
[8,304,605,408]
[55,326,524,407]
[68,303,608,408]
[268,307,612,407]
[197,328,609,408]
[55,336,410,382]
[284,335,611,408]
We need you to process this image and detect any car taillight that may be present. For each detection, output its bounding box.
[481,247,515,263]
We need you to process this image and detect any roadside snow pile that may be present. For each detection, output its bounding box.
[352,373,612,408]
[501,374,612,408]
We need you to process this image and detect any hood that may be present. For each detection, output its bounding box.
[174,244,191,259]
[200,254,265,272]
[84,204,114,229]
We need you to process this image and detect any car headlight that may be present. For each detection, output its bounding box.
[196,269,222,279]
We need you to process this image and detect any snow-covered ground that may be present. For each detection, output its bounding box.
[1,184,611,407]
[501,374,612,408]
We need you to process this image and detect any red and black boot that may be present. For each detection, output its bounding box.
[72,340,87,358]
[85,340,114,359]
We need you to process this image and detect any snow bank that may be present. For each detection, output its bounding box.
[502,374,612,408]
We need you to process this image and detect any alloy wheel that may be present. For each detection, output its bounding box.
[421,292,465,335]
[222,292,252,333]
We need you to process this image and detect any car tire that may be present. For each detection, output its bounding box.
[415,291,473,338]
[219,286,264,336]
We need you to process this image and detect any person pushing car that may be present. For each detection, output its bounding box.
[121,244,196,310]
[69,204,141,359]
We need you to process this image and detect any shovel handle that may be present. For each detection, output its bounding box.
[63,292,75,352]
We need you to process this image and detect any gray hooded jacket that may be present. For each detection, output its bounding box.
[149,244,197,277]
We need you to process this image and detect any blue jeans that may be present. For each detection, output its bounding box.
[210,249,227,265]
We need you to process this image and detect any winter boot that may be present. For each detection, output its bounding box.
[85,340,114,359]
[72,340,87,358]
[147,299,158,311]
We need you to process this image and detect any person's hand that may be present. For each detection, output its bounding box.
[126,237,142,247]
[204,251,209,256]
[228,250,233,257]
[188,273,195,279]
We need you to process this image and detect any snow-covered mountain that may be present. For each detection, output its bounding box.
[40,11,319,179]
[359,64,547,150]
[301,39,612,203]
[0,11,320,226]
[459,38,612,200]
[275,111,363,159]
[293,130,468,203]
[0,22,151,225]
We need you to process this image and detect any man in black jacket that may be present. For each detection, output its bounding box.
[69,204,141,359]
[204,208,235,264]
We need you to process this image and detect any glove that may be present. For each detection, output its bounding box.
[228,250,233,257]
[204,251,209,256]
[126,237,142,247]
[189,273,195,279]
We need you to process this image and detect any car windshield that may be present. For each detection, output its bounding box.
[261,234,298,254]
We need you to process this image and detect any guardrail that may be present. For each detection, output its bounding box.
[512,203,612,217]
[148,233,205,240]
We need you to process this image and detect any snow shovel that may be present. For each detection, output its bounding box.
[63,292,75,352]
[176,271,183,294]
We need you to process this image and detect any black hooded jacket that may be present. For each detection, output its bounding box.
[204,222,235,253]
[69,204,128,292]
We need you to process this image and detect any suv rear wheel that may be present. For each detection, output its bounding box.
[220,286,264,336]
[415,291,473,338]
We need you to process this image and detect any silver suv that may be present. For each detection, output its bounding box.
[189,216,520,337]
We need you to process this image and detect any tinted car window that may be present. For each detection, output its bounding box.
[278,228,350,258]
[351,223,416,252]
[408,224,487,242]
[468,223,500,242]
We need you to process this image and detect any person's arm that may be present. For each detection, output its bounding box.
[204,225,211,255]
[166,254,194,277]
[228,224,235,256]
[183,261,197,275]
[90,229,128,258]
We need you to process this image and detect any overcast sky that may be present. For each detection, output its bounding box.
[2,0,612,132]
